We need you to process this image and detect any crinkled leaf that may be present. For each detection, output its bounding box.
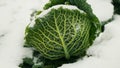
[25,7,101,60]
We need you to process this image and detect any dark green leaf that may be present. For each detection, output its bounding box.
[25,7,101,60]
[112,0,120,14]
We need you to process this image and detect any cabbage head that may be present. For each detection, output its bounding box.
[25,6,101,60]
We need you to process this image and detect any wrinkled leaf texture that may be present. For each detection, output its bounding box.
[25,7,101,60]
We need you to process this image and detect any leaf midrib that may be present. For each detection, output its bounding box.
[54,13,70,59]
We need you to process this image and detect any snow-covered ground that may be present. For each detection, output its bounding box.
[0,0,48,68]
[0,0,120,68]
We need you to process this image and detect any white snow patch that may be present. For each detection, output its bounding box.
[87,0,114,22]
[29,5,85,27]
[37,5,83,18]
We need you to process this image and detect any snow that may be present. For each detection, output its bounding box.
[0,0,48,68]
[30,5,85,27]
[0,0,120,68]
[87,0,114,22]
[37,5,84,18]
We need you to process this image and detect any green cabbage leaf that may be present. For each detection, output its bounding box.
[25,6,101,60]
[112,0,120,14]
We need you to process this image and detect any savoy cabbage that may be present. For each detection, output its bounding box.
[25,6,101,60]
[20,0,102,68]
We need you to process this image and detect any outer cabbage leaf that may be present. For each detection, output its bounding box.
[25,7,101,60]
[112,0,120,14]
[44,0,67,9]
